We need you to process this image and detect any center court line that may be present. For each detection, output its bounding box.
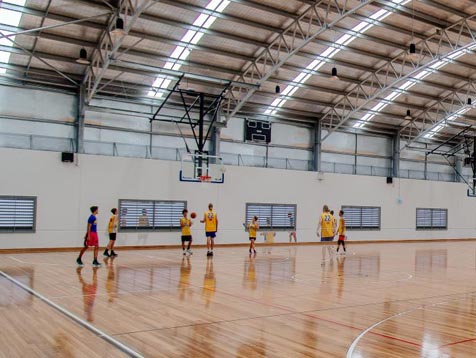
[0,270,145,358]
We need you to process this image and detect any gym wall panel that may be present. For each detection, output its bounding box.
[0,147,474,250]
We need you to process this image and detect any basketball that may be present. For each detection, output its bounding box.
[191,212,197,219]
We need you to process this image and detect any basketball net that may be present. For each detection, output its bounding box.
[199,175,212,189]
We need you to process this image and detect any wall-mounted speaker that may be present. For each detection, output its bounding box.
[61,152,74,162]
[386,176,393,184]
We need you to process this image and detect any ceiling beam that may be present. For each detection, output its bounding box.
[223,0,376,120]
[83,0,160,102]
[320,11,476,142]
[400,80,476,149]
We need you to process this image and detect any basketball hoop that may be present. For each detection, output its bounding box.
[199,175,212,183]
[199,175,212,190]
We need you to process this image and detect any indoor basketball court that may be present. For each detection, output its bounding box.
[1,0,476,357]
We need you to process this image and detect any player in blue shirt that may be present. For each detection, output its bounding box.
[77,206,102,267]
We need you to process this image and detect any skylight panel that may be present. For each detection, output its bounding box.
[148,0,230,98]
[0,0,27,74]
[263,0,411,116]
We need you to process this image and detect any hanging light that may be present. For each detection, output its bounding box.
[111,17,125,38]
[409,43,418,60]
[331,67,339,80]
[275,85,281,94]
[468,98,472,106]
[76,48,90,65]
[404,109,412,120]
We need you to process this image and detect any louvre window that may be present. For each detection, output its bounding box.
[245,203,296,230]
[0,196,36,233]
[416,208,447,230]
[119,200,186,231]
[342,206,380,230]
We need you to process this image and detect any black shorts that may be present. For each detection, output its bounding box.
[321,237,333,242]
[249,237,256,241]
[206,231,216,238]
[109,233,117,241]
[181,235,192,242]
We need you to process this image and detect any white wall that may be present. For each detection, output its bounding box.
[0,147,475,249]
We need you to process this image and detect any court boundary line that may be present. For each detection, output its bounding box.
[0,270,145,358]
[2,237,476,253]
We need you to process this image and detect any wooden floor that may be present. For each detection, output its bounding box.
[1,241,476,357]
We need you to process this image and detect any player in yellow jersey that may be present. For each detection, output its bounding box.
[180,209,193,256]
[317,205,337,262]
[336,210,347,254]
[200,203,218,257]
[330,210,337,240]
[104,208,118,257]
[248,216,259,255]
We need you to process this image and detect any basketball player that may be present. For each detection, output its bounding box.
[138,208,150,227]
[201,203,218,257]
[288,212,297,243]
[336,210,347,254]
[180,209,193,256]
[104,208,118,257]
[261,218,275,254]
[330,210,337,240]
[248,216,259,255]
[77,206,101,267]
[316,205,336,262]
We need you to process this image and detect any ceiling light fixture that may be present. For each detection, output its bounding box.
[404,109,412,120]
[331,67,339,80]
[408,43,418,60]
[76,48,90,65]
[111,17,125,38]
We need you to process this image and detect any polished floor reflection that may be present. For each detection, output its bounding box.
[2,242,476,357]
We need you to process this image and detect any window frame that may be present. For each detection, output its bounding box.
[416,208,448,230]
[245,203,297,231]
[341,205,381,231]
[0,196,37,233]
[118,199,187,232]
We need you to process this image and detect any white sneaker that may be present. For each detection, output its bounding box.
[187,249,193,256]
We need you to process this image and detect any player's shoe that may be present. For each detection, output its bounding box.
[76,257,84,267]
[187,249,193,255]
[183,250,187,256]
[110,250,118,257]
[92,260,102,267]
[103,249,110,257]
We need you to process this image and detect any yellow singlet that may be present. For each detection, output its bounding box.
[320,213,334,237]
[204,210,217,232]
[338,217,346,235]
[107,214,117,233]
[248,222,257,238]
[180,217,191,236]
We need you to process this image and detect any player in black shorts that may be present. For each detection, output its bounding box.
[180,209,193,256]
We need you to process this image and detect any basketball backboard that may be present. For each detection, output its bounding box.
[180,153,225,183]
